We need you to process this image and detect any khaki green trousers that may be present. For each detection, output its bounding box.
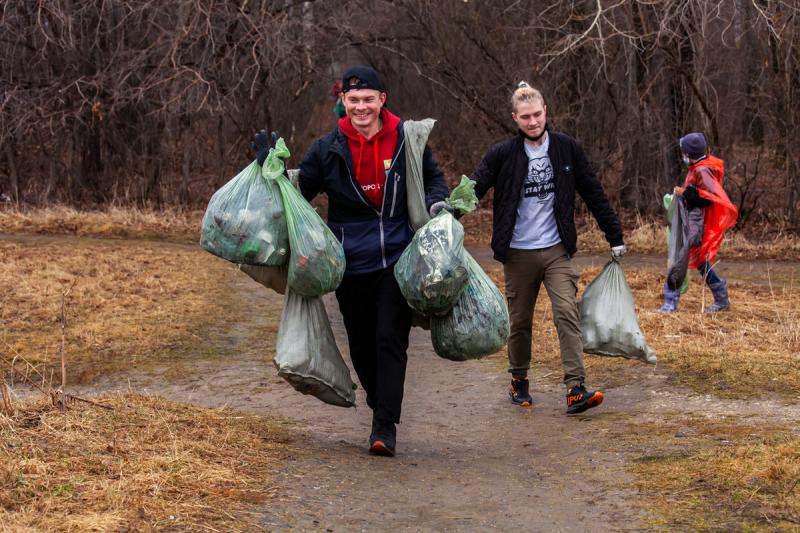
[503,244,585,389]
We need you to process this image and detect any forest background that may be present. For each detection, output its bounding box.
[1,0,798,231]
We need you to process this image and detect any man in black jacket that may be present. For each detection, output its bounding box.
[255,66,448,456]
[470,82,625,414]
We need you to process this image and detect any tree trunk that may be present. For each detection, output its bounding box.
[4,140,20,204]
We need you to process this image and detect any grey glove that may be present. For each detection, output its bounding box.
[611,244,627,259]
[429,201,452,217]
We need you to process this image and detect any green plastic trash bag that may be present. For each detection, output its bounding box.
[447,175,479,214]
[579,258,656,364]
[663,193,689,294]
[274,289,356,407]
[394,176,478,316]
[200,153,289,265]
[394,212,468,316]
[430,252,510,361]
[272,142,345,297]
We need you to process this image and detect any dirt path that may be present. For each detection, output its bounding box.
[76,242,799,531]
[77,251,640,530]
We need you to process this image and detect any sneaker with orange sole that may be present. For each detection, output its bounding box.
[369,419,396,457]
[566,383,603,414]
[509,378,533,407]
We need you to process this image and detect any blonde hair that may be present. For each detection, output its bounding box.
[511,81,545,111]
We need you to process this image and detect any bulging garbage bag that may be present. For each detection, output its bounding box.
[666,196,704,291]
[394,176,479,316]
[430,252,510,360]
[579,259,656,364]
[394,212,468,316]
[272,143,345,297]
[274,289,356,407]
[200,152,289,265]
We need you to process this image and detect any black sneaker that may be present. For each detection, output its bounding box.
[566,384,604,414]
[369,418,396,457]
[509,378,533,407]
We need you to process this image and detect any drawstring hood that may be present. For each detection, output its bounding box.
[339,109,401,209]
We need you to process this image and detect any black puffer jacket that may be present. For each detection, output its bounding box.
[471,130,623,263]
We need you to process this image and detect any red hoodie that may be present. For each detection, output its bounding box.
[339,109,401,209]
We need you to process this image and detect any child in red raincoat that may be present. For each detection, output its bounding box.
[660,132,738,313]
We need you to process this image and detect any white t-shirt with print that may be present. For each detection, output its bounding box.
[510,132,562,249]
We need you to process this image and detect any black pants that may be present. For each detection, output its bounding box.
[335,266,412,424]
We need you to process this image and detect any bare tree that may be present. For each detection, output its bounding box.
[0,0,796,226]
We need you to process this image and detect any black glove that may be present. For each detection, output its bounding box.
[683,184,712,208]
[251,130,278,166]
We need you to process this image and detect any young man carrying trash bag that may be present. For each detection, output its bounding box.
[469,82,625,414]
[658,132,738,313]
[254,66,448,457]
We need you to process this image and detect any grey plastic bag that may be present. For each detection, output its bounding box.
[667,196,704,290]
[662,193,690,294]
[579,259,656,364]
[274,290,356,407]
[404,119,435,231]
[430,253,510,360]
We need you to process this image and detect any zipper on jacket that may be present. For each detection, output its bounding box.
[374,138,405,267]
[378,218,387,268]
[378,137,405,216]
[389,172,400,218]
[343,158,388,267]
[340,135,406,269]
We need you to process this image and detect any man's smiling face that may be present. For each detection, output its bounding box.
[342,88,386,130]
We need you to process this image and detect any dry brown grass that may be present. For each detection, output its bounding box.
[2,208,799,531]
[0,393,290,532]
[485,265,800,399]
[0,206,201,242]
[615,267,799,398]
[612,416,800,530]
[3,206,798,259]
[0,236,275,384]
[0,227,292,531]
[462,208,800,260]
